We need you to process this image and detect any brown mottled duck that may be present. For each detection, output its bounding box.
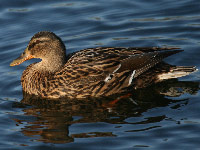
[10,31,197,99]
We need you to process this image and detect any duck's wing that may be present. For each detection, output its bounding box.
[67,47,183,77]
[115,49,183,77]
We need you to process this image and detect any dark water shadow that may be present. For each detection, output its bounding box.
[12,79,199,144]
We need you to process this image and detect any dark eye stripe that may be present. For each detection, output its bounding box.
[28,40,49,50]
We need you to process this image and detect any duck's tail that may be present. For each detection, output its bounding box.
[158,66,198,81]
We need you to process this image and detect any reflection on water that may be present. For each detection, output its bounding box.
[12,79,199,144]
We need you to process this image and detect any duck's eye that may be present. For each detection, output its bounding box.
[35,40,41,44]
[28,40,41,50]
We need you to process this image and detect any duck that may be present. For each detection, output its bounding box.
[10,31,197,99]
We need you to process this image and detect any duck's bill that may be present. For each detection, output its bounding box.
[10,52,34,67]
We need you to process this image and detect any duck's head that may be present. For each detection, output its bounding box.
[10,31,67,67]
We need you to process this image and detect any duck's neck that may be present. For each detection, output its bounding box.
[34,51,67,73]
[36,58,66,73]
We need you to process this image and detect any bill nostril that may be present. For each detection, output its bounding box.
[22,52,25,56]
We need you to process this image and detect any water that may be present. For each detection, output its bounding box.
[0,0,200,149]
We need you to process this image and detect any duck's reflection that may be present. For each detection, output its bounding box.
[13,79,199,143]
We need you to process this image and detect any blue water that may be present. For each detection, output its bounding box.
[0,0,200,149]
